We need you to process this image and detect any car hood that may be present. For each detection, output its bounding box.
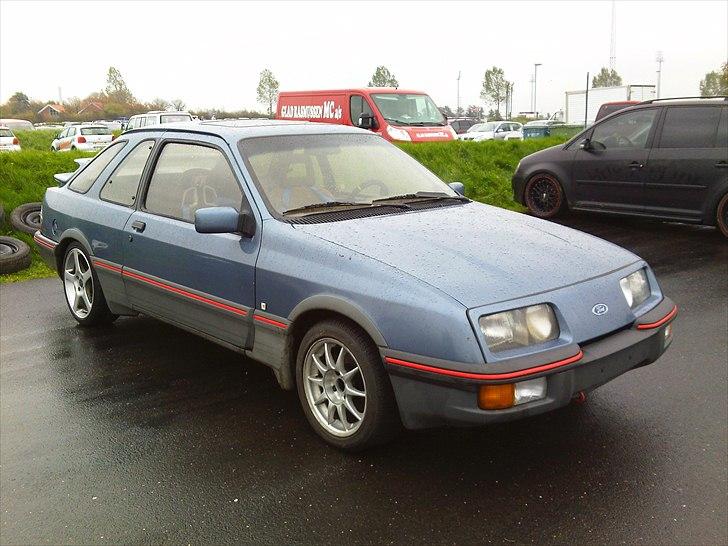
[294,202,639,308]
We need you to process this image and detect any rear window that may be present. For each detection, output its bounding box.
[160,114,192,124]
[659,106,722,148]
[0,128,13,137]
[81,127,112,135]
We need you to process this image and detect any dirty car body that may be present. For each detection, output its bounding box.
[35,120,677,448]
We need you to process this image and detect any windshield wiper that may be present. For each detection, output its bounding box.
[282,201,371,216]
[372,191,469,204]
[383,118,446,127]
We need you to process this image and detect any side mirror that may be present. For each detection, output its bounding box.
[448,182,465,196]
[56,133,62,139]
[194,206,255,237]
[358,113,377,130]
[579,138,592,151]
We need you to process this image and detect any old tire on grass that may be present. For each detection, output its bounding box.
[10,203,42,235]
[0,236,31,274]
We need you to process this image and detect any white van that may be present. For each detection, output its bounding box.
[124,111,193,132]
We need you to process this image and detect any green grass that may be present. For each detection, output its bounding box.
[397,136,569,210]
[1,135,568,283]
[1,149,94,283]
[14,129,60,151]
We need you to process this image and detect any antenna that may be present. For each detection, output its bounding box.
[609,0,617,70]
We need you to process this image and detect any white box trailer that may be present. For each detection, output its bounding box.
[565,85,656,125]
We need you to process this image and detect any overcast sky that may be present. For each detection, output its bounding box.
[1,0,726,115]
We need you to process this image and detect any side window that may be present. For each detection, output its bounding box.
[716,107,728,149]
[146,116,157,127]
[144,143,243,223]
[100,140,155,206]
[67,127,76,137]
[129,117,139,130]
[68,142,126,193]
[58,128,68,139]
[659,106,722,149]
[591,108,657,149]
[349,95,373,125]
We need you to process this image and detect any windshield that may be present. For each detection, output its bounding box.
[161,114,192,123]
[370,93,446,126]
[0,128,13,137]
[81,127,112,135]
[239,134,457,215]
[468,122,497,133]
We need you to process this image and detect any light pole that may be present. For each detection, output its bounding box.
[533,63,542,116]
[457,71,461,116]
[656,51,664,98]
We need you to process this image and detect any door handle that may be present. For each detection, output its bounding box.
[629,162,644,169]
[131,220,146,232]
[715,162,728,169]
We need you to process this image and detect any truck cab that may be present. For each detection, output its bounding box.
[276,88,456,142]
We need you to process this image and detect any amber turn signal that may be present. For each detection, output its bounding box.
[478,383,515,410]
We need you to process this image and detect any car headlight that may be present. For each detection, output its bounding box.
[479,304,559,353]
[619,269,650,309]
[386,125,411,141]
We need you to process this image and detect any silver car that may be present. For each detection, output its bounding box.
[459,121,524,141]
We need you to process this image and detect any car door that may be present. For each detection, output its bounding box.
[121,134,259,349]
[643,105,725,221]
[571,107,660,212]
[62,127,75,150]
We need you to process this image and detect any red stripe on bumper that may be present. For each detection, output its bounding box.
[121,270,247,317]
[33,232,56,250]
[385,350,584,381]
[254,315,288,329]
[636,305,677,330]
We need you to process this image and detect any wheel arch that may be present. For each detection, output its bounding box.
[54,229,94,276]
[703,182,728,227]
[276,296,388,390]
[520,166,571,204]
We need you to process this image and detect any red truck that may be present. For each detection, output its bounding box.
[276,88,456,142]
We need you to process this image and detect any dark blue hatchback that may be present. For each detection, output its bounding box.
[35,120,677,450]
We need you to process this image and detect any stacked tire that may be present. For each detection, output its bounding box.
[0,202,42,275]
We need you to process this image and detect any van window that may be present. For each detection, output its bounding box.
[350,96,373,125]
[591,109,657,149]
[68,141,126,193]
[144,143,242,222]
[100,140,155,206]
[717,108,728,148]
[160,114,192,124]
[659,106,722,148]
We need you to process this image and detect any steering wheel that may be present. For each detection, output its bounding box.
[180,169,219,217]
[351,179,389,199]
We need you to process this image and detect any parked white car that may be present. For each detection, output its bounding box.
[124,111,193,132]
[51,124,113,152]
[0,119,33,131]
[0,126,21,151]
[459,121,524,141]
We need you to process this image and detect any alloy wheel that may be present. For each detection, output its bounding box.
[63,248,94,319]
[303,338,367,437]
[526,175,562,216]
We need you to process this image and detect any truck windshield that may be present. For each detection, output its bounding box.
[238,133,457,215]
[371,94,446,126]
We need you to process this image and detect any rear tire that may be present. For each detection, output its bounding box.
[296,318,401,451]
[716,192,728,238]
[62,243,117,326]
[524,173,567,218]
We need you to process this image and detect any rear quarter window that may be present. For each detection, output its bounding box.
[68,141,126,193]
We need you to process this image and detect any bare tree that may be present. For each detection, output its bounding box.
[170,99,186,111]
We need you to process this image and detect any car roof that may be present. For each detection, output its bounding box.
[124,119,370,141]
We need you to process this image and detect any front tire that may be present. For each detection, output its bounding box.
[62,243,117,326]
[296,319,400,451]
[524,173,567,218]
[716,192,728,238]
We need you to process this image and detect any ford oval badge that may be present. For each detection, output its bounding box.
[592,303,609,316]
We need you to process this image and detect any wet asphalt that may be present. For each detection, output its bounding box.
[0,215,726,545]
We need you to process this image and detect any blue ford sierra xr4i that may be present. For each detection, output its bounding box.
[35,120,677,450]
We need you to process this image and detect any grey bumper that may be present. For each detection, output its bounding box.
[383,297,677,430]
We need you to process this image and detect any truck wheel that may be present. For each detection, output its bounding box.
[524,173,567,218]
[0,236,31,274]
[62,243,117,326]
[717,193,728,238]
[296,318,401,451]
[10,203,42,235]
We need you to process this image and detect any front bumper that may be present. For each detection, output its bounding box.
[383,297,677,430]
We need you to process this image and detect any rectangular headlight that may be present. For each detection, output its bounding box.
[479,304,559,353]
[620,269,650,309]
